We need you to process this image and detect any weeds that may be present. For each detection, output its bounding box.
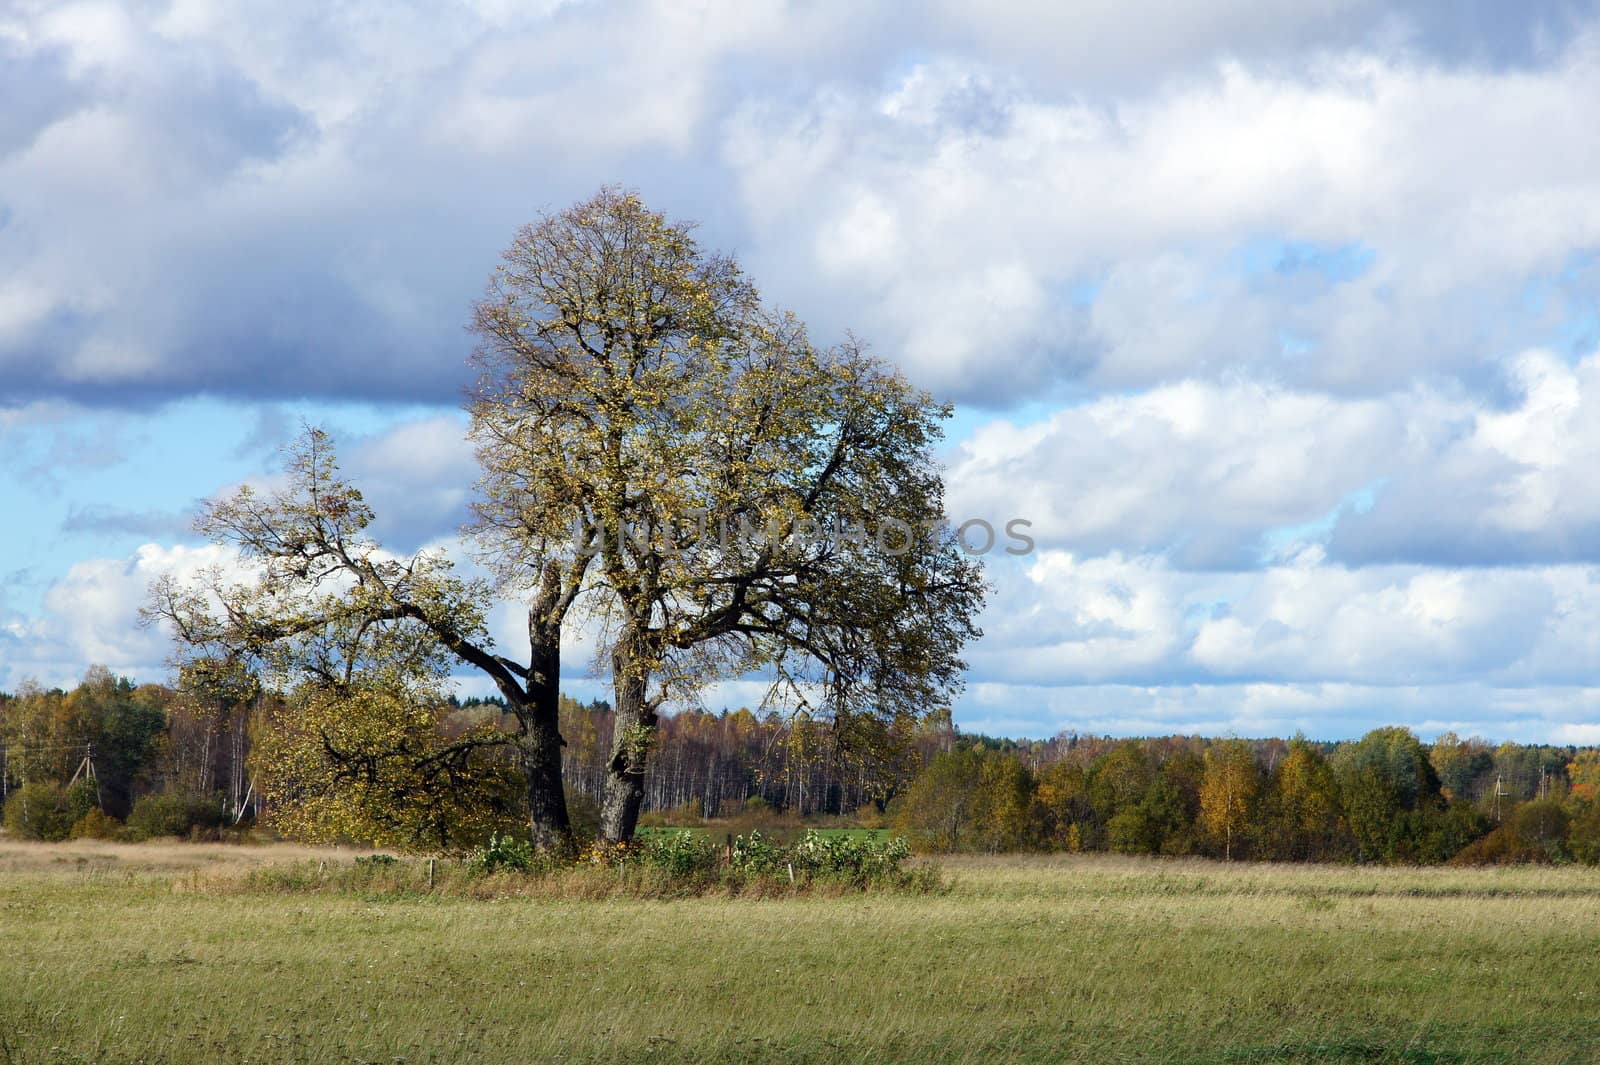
[170,829,940,900]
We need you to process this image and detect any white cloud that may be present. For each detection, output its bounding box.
[946,348,1600,567]
[344,414,477,551]
[971,548,1600,690]
[8,2,1600,739]
[725,46,1600,401]
[0,542,240,689]
[2,3,1598,405]
[955,679,1600,744]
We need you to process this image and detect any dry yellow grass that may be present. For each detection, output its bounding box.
[0,836,383,877]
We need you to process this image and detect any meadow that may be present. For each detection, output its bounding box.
[3,840,1599,1064]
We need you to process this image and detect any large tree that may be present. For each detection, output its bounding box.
[469,188,985,842]
[150,188,986,849]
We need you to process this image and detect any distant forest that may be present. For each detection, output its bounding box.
[4,667,1599,864]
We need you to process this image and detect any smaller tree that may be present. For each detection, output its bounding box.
[2,781,74,841]
[1087,741,1154,847]
[1264,737,1344,861]
[892,747,983,852]
[144,429,554,850]
[969,752,1035,853]
[1034,759,1090,851]
[1200,739,1260,861]
[1567,750,1600,804]
[1512,799,1571,859]
[251,683,526,849]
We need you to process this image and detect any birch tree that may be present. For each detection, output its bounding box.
[1200,739,1260,861]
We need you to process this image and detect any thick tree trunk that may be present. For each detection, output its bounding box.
[600,633,654,843]
[522,622,573,853]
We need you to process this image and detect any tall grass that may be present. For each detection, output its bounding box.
[3,843,1599,1063]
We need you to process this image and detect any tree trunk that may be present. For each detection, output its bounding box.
[522,622,573,853]
[601,632,654,843]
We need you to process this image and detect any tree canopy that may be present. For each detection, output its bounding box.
[147,187,987,849]
[468,187,986,840]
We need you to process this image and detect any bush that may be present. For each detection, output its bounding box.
[642,830,716,878]
[66,779,101,821]
[461,828,926,893]
[1513,800,1571,858]
[1451,825,1539,865]
[789,830,911,883]
[730,829,784,875]
[3,781,75,841]
[1571,801,1600,864]
[1416,803,1492,863]
[126,791,226,841]
[70,807,122,840]
[469,832,537,873]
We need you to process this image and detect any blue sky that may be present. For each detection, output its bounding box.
[5,0,1600,743]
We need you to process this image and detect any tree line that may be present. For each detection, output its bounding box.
[6,667,1600,864]
[889,729,1600,863]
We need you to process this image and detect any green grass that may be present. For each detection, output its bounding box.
[3,841,1600,1063]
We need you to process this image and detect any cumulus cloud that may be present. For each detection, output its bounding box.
[0,541,240,688]
[8,1,1600,738]
[947,348,1600,567]
[0,530,602,698]
[725,46,1600,403]
[968,547,1600,693]
[342,415,477,551]
[3,2,1600,407]
[966,546,1600,687]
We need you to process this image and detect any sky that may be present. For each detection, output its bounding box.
[4,0,1600,743]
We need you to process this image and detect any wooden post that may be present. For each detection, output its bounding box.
[428,858,436,889]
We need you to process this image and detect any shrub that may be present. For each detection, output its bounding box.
[1451,825,1539,865]
[1570,801,1600,864]
[789,830,911,883]
[1513,800,1571,859]
[1416,803,1492,863]
[450,827,928,893]
[3,781,75,841]
[70,807,122,840]
[469,832,536,873]
[642,830,716,878]
[126,791,226,841]
[730,830,783,875]
[66,779,101,821]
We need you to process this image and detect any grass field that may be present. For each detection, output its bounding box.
[4,840,1600,1063]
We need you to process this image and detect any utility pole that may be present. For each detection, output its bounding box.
[68,742,102,809]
